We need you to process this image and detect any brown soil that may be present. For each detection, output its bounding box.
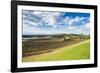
[22,39,84,57]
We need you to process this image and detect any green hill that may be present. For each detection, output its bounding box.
[23,40,90,62]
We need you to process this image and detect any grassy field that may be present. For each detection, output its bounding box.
[22,40,90,62]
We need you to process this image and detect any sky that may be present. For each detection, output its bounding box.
[22,10,90,35]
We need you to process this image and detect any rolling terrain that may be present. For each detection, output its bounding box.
[22,40,90,62]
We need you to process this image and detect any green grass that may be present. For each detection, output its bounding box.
[22,40,90,62]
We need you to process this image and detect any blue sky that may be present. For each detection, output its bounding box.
[22,10,90,35]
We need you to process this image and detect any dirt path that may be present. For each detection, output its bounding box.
[22,39,86,57]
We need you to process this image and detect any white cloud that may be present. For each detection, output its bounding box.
[23,19,38,26]
[64,16,86,26]
[25,11,61,27]
[68,16,80,25]
[85,22,90,29]
[36,11,61,27]
[23,10,90,35]
[80,22,90,29]
[23,23,45,35]
[33,11,43,15]
[65,21,90,35]
[67,26,77,30]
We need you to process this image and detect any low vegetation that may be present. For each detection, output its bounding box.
[22,34,90,62]
[22,40,90,62]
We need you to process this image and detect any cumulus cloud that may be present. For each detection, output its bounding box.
[85,22,90,29]
[23,10,62,28]
[22,10,90,35]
